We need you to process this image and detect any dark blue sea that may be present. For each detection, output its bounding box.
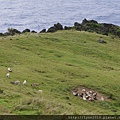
[0,0,120,32]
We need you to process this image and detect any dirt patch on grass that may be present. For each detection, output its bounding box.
[72,86,112,102]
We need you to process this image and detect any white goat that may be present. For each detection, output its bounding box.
[83,94,87,100]
[38,90,43,93]
[86,91,91,97]
[73,91,77,96]
[82,88,86,92]
[14,80,20,85]
[6,73,10,78]
[93,92,97,97]
[8,68,12,72]
[73,91,79,96]
[89,90,93,94]
[23,80,26,85]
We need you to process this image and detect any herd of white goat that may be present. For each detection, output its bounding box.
[6,68,43,92]
[6,68,26,85]
[6,68,106,99]
[72,88,105,102]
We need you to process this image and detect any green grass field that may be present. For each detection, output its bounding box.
[0,30,120,115]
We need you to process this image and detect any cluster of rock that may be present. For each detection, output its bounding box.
[1,19,120,37]
[0,28,37,36]
[46,19,120,37]
[74,19,120,37]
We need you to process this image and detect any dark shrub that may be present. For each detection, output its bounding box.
[64,26,73,30]
[0,33,4,36]
[5,28,21,36]
[74,22,82,31]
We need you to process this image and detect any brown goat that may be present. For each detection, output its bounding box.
[31,83,39,87]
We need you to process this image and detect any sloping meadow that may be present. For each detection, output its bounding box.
[0,30,120,115]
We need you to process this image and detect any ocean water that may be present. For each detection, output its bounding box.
[0,0,120,32]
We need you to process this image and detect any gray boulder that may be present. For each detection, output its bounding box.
[22,29,30,33]
[98,39,107,43]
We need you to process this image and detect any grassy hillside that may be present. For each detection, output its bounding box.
[0,30,120,115]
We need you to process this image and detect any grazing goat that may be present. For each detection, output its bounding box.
[15,80,20,85]
[23,80,26,85]
[89,90,93,94]
[93,92,97,97]
[6,73,10,78]
[88,97,94,101]
[31,83,39,87]
[86,91,91,97]
[85,95,89,100]
[10,80,20,85]
[72,91,79,96]
[8,68,12,72]
[79,93,84,97]
[93,96,97,100]
[82,88,86,92]
[38,90,43,93]
[83,94,87,100]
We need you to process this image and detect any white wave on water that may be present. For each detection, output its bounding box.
[0,0,120,32]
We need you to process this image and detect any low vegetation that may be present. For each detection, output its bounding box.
[0,30,120,115]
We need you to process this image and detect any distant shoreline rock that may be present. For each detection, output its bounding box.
[0,19,120,37]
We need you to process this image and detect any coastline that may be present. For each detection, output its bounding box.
[0,19,120,37]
